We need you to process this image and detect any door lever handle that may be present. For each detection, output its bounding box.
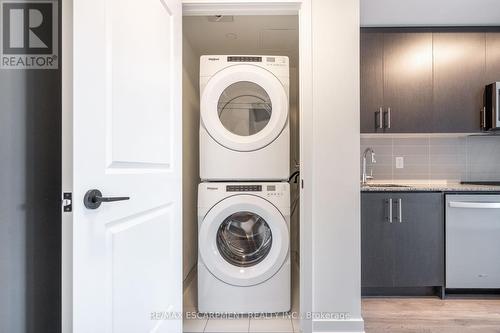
[84,189,130,209]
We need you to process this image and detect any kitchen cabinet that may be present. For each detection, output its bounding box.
[486,33,500,85]
[432,32,486,132]
[361,192,444,290]
[383,33,433,133]
[361,193,394,287]
[360,31,384,132]
[361,29,500,133]
[360,31,433,133]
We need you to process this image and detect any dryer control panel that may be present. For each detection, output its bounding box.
[200,55,289,79]
[225,184,283,194]
[227,56,262,62]
[226,56,287,64]
[226,185,262,192]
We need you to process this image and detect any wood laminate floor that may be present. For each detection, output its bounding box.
[362,298,500,333]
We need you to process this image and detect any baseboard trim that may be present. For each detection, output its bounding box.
[362,286,443,298]
[313,317,365,332]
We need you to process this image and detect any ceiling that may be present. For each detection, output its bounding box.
[183,15,299,67]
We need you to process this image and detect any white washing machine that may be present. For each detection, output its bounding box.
[199,55,290,181]
[198,182,290,313]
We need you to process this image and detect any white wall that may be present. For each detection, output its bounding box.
[310,0,363,331]
[361,0,500,26]
[182,35,200,281]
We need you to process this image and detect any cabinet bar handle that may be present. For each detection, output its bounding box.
[384,107,391,129]
[396,198,403,222]
[386,198,393,223]
[481,107,486,130]
[376,107,383,129]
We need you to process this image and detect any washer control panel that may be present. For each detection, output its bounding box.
[200,183,289,209]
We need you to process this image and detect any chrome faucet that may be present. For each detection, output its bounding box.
[362,147,376,185]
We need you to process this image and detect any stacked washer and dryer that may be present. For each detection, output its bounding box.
[198,55,291,313]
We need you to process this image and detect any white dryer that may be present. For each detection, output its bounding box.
[198,182,290,313]
[199,55,290,181]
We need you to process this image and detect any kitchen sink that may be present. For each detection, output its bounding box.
[362,183,410,188]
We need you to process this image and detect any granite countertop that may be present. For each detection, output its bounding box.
[361,182,500,192]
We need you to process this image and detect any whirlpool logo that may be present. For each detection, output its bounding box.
[1,0,58,69]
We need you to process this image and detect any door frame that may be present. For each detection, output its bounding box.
[182,1,313,332]
[61,0,73,331]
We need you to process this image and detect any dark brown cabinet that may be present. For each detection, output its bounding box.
[360,31,384,132]
[361,192,444,292]
[486,33,500,85]
[361,193,394,287]
[361,31,433,133]
[384,33,433,133]
[432,33,486,132]
[361,29,500,133]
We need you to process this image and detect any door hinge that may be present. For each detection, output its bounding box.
[301,179,304,189]
[62,192,72,212]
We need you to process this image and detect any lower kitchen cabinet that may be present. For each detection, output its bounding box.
[361,192,444,293]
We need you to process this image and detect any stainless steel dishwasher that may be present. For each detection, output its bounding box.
[446,194,500,289]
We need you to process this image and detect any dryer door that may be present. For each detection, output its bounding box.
[201,65,288,152]
[199,195,289,287]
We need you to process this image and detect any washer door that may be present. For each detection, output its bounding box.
[199,195,289,287]
[201,65,288,152]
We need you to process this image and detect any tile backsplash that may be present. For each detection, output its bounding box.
[360,134,500,181]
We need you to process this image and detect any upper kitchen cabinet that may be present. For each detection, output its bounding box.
[360,30,433,133]
[433,32,486,132]
[383,32,433,133]
[486,33,500,85]
[361,29,500,133]
[360,31,384,132]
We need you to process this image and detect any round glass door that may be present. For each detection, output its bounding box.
[200,65,288,152]
[216,211,272,267]
[217,82,272,137]
[198,194,289,286]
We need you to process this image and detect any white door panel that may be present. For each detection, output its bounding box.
[67,0,182,331]
[109,0,174,166]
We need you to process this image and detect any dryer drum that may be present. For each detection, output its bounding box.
[216,211,273,267]
[217,81,272,137]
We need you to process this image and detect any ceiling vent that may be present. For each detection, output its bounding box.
[207,15,234,23]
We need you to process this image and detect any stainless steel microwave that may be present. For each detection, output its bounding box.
[482,82,500,130]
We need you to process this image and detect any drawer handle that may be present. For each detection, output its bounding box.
[449,201,500,209]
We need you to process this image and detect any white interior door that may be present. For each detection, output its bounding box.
[65,0,182,332]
